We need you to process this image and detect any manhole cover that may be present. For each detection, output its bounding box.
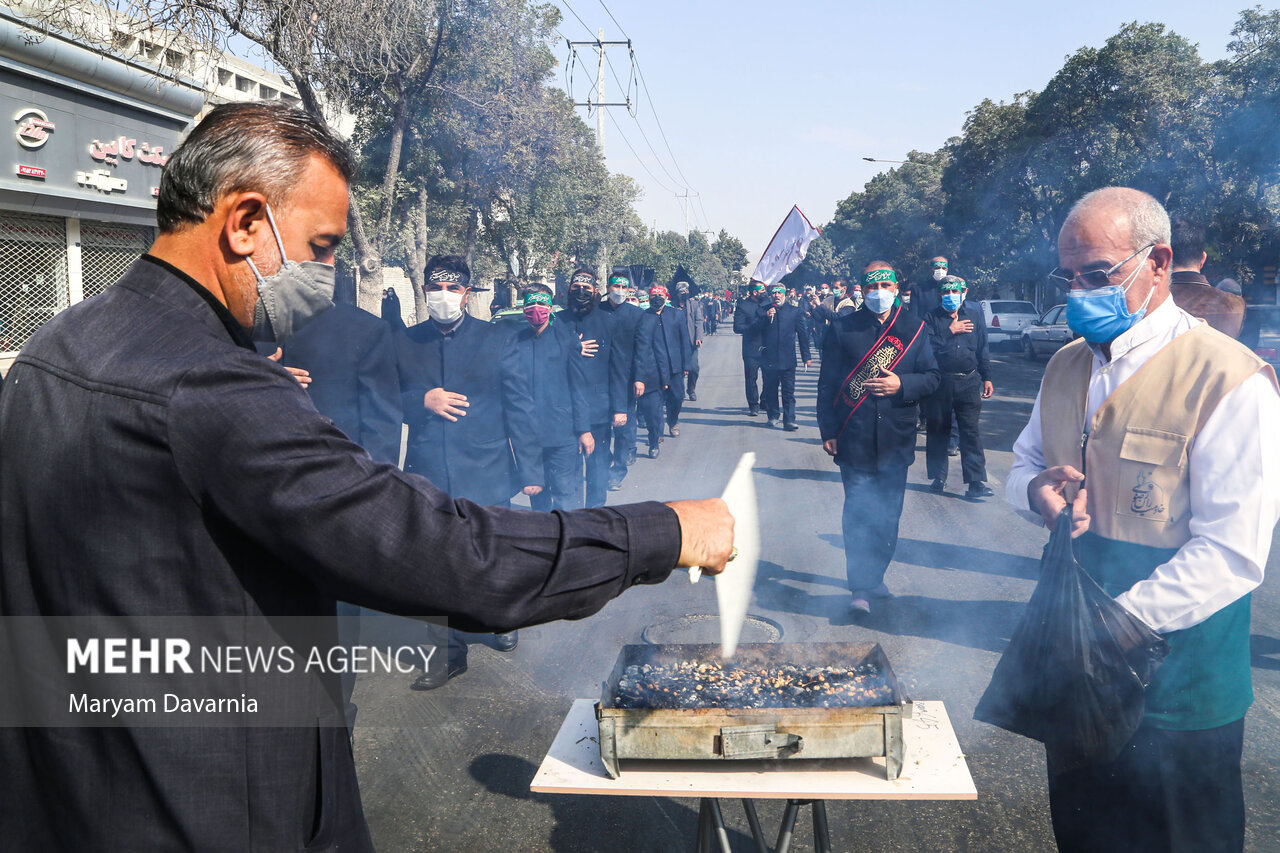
[641,613,784,645]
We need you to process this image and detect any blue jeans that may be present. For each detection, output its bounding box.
[839,464,909,593]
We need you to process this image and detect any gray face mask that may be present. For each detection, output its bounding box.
[245,204,335,343]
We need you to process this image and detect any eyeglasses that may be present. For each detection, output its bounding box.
[1047,243,1155,291]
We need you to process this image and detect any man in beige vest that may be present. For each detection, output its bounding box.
[1006,187,1280,852]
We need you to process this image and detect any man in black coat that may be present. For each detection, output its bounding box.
[561,269,628,506]
[908,256,947,318]
[674,279,703,401]
[395,256,540,507]
[757,283,812,430]
[733,280,769,415]
[395,254,538,683]
[505,284,590,511]
[281,302,402,467]
[922,275,994,499]
[646,284,691,438]
[599,269,656,485]
[278,300,403,728]
[818,262,939,616]
[0,102,735,853]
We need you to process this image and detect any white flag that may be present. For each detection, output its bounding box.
[751,205,821,285]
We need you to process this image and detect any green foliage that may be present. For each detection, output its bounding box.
[817,13,1280,300]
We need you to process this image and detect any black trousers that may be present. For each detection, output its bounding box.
[686,368,699,396]
[638,390,665,450]
[583,423,612,507]
[662,373,685,428]
[1047,719,1245,853]
[531,443,583,511]
[839,463,908,592]
[743,353,762,410]
[925,372,987,484]
[611,392,638,478]
[761,367,797,424]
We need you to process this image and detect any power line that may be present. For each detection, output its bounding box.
[605,109,680,196]
[558,0,595,38]
[630,54,697,190]
[596,0,629,40]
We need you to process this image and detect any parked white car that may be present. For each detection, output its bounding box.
[979,300,1040,348]
[1020,304,1076,360]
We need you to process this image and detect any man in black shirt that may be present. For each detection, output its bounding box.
[733,280,769,415]
[757,283,811,429]
[921,275,994,498]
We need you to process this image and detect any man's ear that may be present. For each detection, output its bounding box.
[1150,243,1174,281]
[223,192,269,259]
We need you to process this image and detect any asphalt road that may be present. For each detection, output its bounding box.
[349,329,1280,852]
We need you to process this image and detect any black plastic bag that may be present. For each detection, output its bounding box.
[974,506,1170,771]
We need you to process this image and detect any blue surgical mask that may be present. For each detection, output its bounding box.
[1064,247,1154,343]
[863,288,895,314]
[941,293,964,312]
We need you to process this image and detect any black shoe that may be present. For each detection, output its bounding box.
[916,421,927,433]
[411,656,467,691]
[767,418,778,428]
[669,424,680,437]
[626,450,637,466]
[948,446,960,457]
[490,631,518,652]
[748,408,760,417]
[783,422,798,431]
[649,446,660,459]
[966,482,995,499]
[930,478,946,493]
[608,478,624,492]
[688,391,697,401]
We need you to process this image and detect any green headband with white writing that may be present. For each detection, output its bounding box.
[524,291,553,307]
[862,269,897,286]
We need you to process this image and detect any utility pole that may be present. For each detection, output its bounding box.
[566,31,631,278]
[676,190,699,239]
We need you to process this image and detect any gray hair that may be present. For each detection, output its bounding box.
[1065,187,1171,250]
[157,102,356,233]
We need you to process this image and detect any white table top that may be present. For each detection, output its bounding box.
[530,699,976,800]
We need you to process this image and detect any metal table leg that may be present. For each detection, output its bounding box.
[774,800,802,853]
[695,798,710,853]
[706,798,733,853]
[812,800,832,853]
[740,799,770,853]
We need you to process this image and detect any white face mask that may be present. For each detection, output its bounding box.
[607,289,626,305]
[932,268,948,282]
[425,289,465,324]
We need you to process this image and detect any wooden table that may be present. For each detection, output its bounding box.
[531,699,976,851]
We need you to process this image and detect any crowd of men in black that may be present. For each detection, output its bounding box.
[732,257,995,615]
[275,257,733,695]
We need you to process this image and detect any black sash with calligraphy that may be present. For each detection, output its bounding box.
[833,305,923,439]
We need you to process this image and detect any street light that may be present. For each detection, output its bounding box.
[862,157,908,164]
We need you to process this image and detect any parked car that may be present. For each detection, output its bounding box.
[979,299,1041,349]
[1020,304,1075,360]
[1248,305,1280,368]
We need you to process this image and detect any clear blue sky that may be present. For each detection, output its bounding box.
[549,0,1249,257]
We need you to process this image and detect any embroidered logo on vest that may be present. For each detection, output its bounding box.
[1130,471,1167,517]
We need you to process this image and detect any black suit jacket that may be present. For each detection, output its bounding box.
[563,306,628,424]
[754,302,812,370]
[599,298,657,392]
[733,297,766,358]
[817,304,940,471]
[0,256,680,851]
[505,320,590,449]
[395,314,542,500]
[648,305,691,380]
[281,302,402,465]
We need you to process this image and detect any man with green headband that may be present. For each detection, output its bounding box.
[817,261,939,615]
[757,283,812,429]
[908,256,948,318]
[733,280,770,416]
[922,274,994,499]
[599,268,658,489]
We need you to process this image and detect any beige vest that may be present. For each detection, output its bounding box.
[1040,323,1274,548]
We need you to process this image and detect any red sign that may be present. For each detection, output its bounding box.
[151,187,159,198]
[16,164,46,179]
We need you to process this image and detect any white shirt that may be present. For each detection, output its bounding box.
[1006,296,1280,632]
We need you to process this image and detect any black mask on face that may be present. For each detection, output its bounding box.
[651,296,667,310]
[569,287,596,314]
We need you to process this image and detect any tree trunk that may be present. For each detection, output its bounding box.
[464,206,481,266]
[376,86,409,249]
[409,188,430,325]
[347,194,383,311]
